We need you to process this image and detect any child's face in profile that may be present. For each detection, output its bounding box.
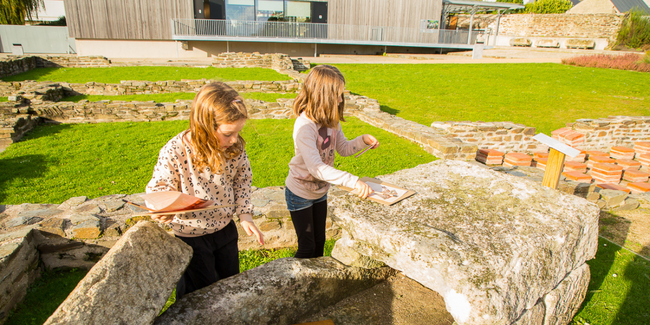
[215,118,246,151]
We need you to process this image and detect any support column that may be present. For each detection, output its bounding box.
[494,10,503,47]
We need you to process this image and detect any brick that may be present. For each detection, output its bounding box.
[628,182,650,193]
[615,159,641,170]
[596,183,631,193]
[562,171,592,183]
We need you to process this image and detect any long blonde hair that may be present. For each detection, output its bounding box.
[186,82,247,174]
[293,65,346,128]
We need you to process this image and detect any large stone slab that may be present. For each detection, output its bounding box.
[328,160,599,325]
[44,221,192,325]
[155,257,396,325]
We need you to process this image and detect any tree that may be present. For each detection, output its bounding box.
[0,0,44,25]
[524,0,573,14]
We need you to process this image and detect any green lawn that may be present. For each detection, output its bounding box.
[571,238,650,325]
[0,117,435,204]
[336,63,650,135]
[2,66,292,83]
[61,92,297,103]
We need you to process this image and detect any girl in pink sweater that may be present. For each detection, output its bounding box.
[285,65,379,258]
[146,82,263,299]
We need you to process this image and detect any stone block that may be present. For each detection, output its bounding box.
[155,257,395,325]
[536,39,560,48]
[565,39,595,50]
[328,160,599,325]
[510,38,532,47]
[45,221,192,325]
[599,189,628,207]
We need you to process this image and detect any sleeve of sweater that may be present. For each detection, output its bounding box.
[294,122,359,189]
[232,150,253,217]
[334,123,366,157]
[145,143,181,194]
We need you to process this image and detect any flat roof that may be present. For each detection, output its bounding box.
[443,0,525,10]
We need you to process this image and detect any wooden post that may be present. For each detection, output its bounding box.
[542,148,566,189]
[533,133,581,190]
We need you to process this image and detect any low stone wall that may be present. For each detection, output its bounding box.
[0,228,40,323]
[430,116,650,155]
[431,121,544,153]
[0,56,111,79]
[570,116,650,151]
[0,79,301,98]
[212,52,310,72]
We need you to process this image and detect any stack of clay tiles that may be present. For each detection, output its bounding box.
[610,146,635,160]
[475,149,504,165]
[551,127,585,148]
[503,152,532,167]
[586,155,615,169]
[533,152,548,170]
[636,142,650,169]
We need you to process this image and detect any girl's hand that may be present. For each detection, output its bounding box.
[151,214,174,224]
[362,134,379,149]
[241,219,265,245]
[354,180,374,199]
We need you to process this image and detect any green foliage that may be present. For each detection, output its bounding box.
[616,9,650,50]
[5,268,87,325]
[0,0,43,25]
[498,0,524,4]
[2,66,292,83]
[524,0,572,14]
[336,63,650,135]
[61,92,297,103]
[0,96,8,102]
[37,16,65,26]
[571,238,650,324]
[645,51,650,64]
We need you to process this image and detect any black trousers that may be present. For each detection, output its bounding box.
[175,220,239,300]
[290,199,328,258]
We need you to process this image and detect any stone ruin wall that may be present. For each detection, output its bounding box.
[0,56,111,79]
[431,116,650,154]
[456,13,624,48]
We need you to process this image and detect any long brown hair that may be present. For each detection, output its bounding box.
[293,65,346,128]
[186,82,247,174]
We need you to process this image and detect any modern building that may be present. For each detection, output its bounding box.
[62,0,523,58]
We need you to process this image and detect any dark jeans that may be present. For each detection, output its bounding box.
[175,220,239,300]
[289,199,328,258]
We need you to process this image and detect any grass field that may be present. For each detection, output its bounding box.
[336,63,650,135]
[0,117,435,204]
[1,66,292,83]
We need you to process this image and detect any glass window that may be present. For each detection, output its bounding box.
[286,1,311,22]
[226,0,254,20]
[258,0,284,22]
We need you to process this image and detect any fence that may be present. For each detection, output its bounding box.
[0,25,75,54]
[172,19,484,45]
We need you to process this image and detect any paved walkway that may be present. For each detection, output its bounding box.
[1,46,639,66]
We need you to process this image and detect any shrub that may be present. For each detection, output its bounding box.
[561,53,650,72]
[524,0,572,14]
[615,9,650,50]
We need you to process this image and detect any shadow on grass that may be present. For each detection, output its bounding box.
[18,123,72,141]
[0,154,48,203]
[380,105,400,115]
[1,67,61,82]
[617,243,650,323]
[573,211,628,323]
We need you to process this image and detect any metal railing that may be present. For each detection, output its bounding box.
[172,19,485,46]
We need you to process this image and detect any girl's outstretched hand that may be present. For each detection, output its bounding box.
[240,216,264,245]
[151,214,174,224]
[354,180,374,199]
[362,134,379,149]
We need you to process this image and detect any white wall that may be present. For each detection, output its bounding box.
[74,40,213,59]
[35,0,66,21]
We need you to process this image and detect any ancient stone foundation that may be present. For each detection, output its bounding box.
[329,160,599,325]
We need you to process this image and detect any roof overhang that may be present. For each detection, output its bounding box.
[442,0,525,13]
